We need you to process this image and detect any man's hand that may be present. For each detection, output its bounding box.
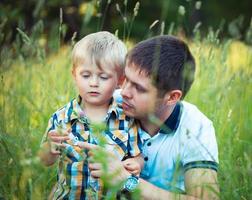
[77,141,130,185]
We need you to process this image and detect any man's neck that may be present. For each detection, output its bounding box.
[140,104,176,137]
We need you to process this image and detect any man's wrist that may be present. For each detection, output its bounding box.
[122,174,140,192]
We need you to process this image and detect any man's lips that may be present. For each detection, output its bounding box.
[122,101,134,110]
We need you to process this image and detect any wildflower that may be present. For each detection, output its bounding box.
[178,5,186,16]
[134,2,140,17]
[195,1,202,10]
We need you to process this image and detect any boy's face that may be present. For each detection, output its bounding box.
[72,61,118,107]
[121,63,163,120]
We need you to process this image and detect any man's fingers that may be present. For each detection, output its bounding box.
[89,163,102,170]
[77,141,97,150]
[90,170,103,178]
[89,163,103,178]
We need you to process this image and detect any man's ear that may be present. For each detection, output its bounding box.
[117,74,125,88]
[164,90,182,106]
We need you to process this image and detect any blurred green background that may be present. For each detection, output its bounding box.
[0,1,252,200]
[1,0,252,43]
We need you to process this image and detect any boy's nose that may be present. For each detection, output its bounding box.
[89,76,99,87]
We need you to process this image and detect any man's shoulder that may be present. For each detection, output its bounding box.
[180,101,213,134]
[180,101,213,125]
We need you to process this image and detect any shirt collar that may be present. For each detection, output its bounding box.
[159,102,182,134]
[64,95,119,124]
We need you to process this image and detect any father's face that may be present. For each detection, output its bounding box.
[121,63,160,120]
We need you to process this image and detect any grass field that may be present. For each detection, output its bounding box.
[0,34,252,199]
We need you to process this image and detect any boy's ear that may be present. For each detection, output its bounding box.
[164,90,182,106]
[72,67,76,80]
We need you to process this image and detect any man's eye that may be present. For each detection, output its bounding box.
[135,85,146,93]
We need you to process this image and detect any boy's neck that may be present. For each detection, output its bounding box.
[82,103,110,123]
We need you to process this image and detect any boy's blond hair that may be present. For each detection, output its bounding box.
[72,31,127,78]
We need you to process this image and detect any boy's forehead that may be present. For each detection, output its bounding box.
[76,60,118,74]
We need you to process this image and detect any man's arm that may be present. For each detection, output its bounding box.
[79,141,219,200]
[139,168,219,200]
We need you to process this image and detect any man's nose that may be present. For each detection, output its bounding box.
[121,81,132,99]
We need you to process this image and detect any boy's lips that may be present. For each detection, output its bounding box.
[88,92,100,96]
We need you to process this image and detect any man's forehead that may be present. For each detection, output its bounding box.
[125,61,150,77]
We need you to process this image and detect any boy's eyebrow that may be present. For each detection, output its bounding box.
[79,69,90,73]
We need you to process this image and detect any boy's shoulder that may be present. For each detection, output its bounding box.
[113,89,123,105]
[50,98,78,122]
[110,95,135,126]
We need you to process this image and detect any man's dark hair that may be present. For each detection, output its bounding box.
[127,35,196,98]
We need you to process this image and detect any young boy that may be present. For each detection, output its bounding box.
[39,31,143,200]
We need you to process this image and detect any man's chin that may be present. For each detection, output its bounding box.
[123,109,135,117]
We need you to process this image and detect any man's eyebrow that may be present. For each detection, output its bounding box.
[125,75,147,89]
[132,81,148,91]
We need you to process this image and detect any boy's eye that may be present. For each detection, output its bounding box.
[82,74,90,78]
[100,74,109,80]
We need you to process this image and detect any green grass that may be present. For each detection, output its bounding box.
[0,35,252,200]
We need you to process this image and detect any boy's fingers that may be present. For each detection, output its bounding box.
[49,129,69,137]
[50,142,62,155]
[48,130,58,136]
[61,128,72,135]
[50,136,69,143]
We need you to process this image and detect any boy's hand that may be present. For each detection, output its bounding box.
[122,157,142,176]
[48,129,70,155]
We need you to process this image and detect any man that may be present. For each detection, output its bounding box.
[81,35,219,199]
